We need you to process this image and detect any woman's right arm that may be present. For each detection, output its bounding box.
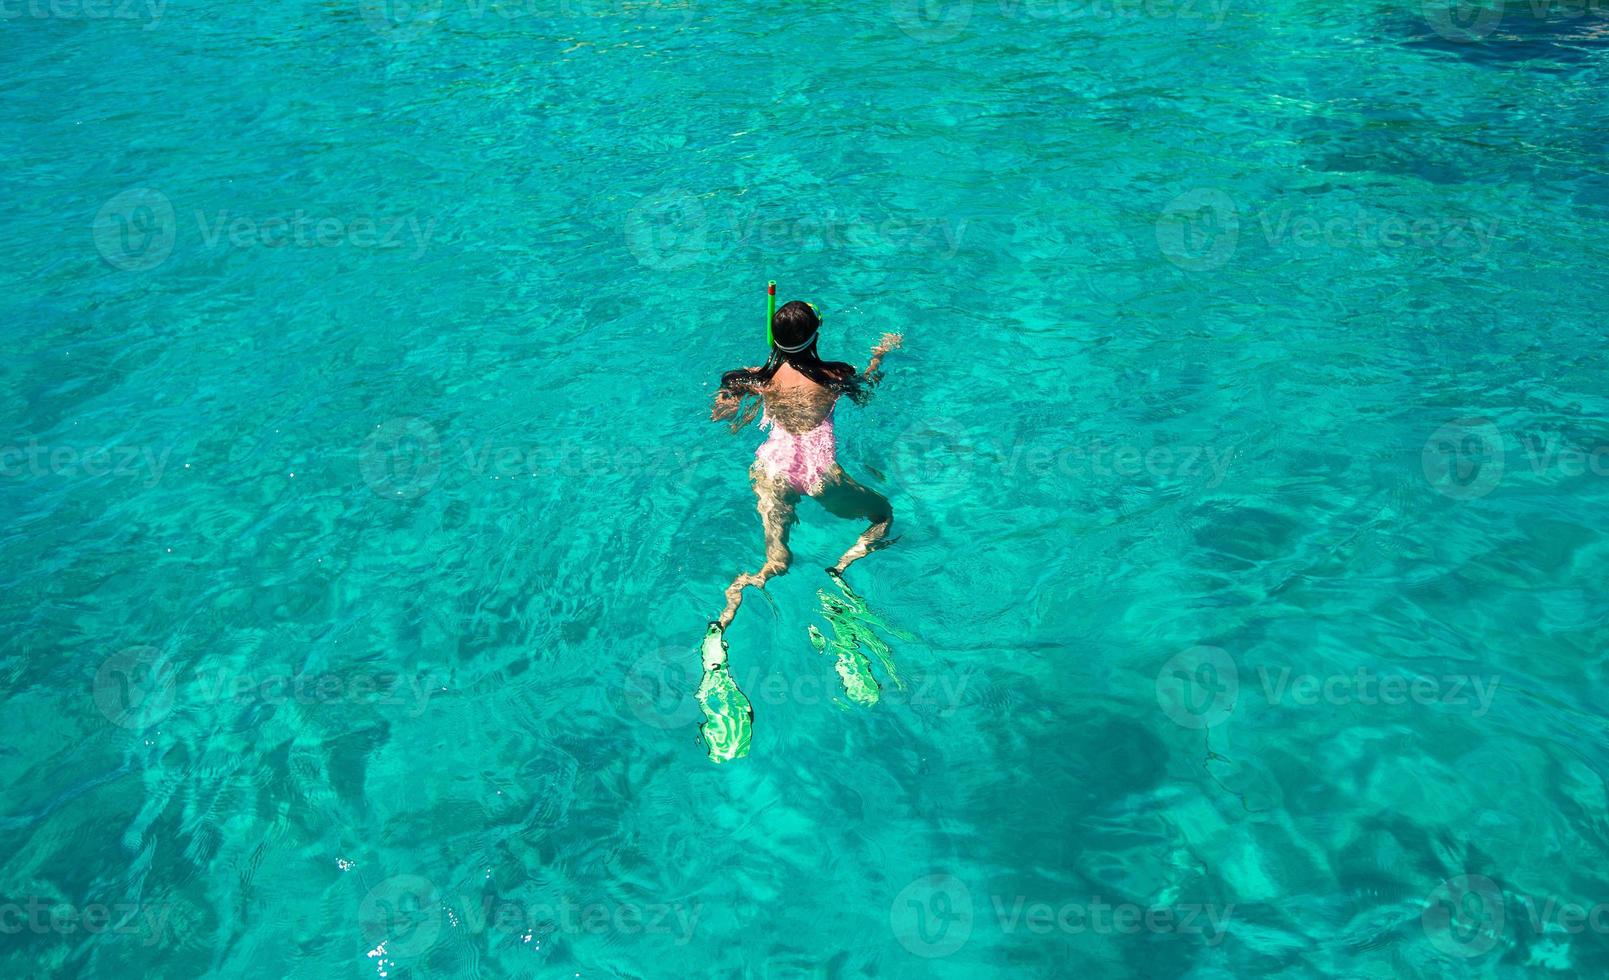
[710,389,742,421]
[862,333,903,383]
[711,371,763,428]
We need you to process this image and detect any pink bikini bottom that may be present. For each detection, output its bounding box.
[755,411,837,494]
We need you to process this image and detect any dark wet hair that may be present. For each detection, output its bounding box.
[719,300,867,406]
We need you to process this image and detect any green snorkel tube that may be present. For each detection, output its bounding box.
[766,280,777,346]
[767,280,825,350]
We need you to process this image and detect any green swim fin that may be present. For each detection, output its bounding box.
[696,623,752,763]
[812,571,909,707]
[810,622,881,707]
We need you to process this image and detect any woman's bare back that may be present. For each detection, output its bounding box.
[756,362,840,433]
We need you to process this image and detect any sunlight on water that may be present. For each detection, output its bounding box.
[3,0,1609,976]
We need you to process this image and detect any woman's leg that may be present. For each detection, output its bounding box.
[813,469,894,574]
[717,467,798,628]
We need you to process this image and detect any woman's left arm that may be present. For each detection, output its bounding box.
[862,333,903,383]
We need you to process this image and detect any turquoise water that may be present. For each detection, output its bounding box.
[5,0,1609,975]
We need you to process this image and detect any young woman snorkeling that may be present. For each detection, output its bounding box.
[708,298,902,635]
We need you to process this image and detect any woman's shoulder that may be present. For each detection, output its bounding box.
[720,367,767,394]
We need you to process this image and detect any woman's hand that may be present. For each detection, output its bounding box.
[710,390,740,421]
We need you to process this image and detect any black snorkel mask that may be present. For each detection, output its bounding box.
[765,280,823,353]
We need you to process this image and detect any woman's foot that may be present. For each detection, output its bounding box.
[717,574,761,629]
[830,525,897,575]
[718,559,790,629]
[701,622,728,669]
